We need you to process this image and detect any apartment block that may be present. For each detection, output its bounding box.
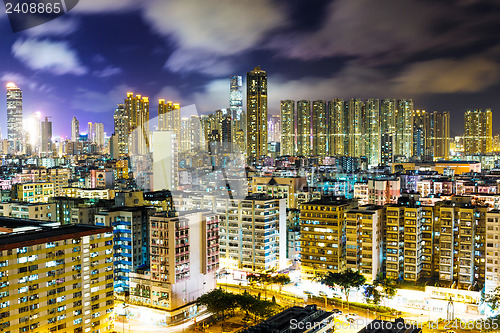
[300,197,356,280]
[436,199,486,289]
[129,211,219,322]
[368,179,400,205]
[385,206,404,280]
[345,205,384,283]
[485,210,500,294]
[62,188,115,200]
[15,183,55,203]
[0,201,56,221]
[249,176,307,209]
[0,223,114,333]
[94,207,154,293]
[219,195,287,272]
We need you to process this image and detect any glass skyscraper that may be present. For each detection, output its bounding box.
[6,82,23,153]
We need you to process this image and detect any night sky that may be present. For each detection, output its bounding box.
[1,0,500,138]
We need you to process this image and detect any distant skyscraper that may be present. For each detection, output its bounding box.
[125,92,150,155]
[296,100,311,156]
[346,99,364,158]
[94,122,105,147]
[464,109,492,154]
[412,110,427,159]
[365,99,381,165]
[432,111,450,160]
[267,114,280,143]
[229,75,243,120]
[158,99,180,134]
[6,82,23,153]
[246,66,268,162]
[395,99,414,159]
[71,116,80,142]
[280,100,295,156]
[312,100,327,156]
[25,112,41,154]
[41,117,52,154]
[328,98,347,156]
[114,104,129,156]
[87,122,94,142]
[380,99,396,164]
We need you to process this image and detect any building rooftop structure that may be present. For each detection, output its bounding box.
[242,305,335,333]
[0,223,111,249]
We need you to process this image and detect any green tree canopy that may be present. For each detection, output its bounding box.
[321,268,366,305]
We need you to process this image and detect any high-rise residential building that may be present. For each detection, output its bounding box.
[267,114,280,143]
[437,200,487,289]
[25,112,41,154]
[152,131,178,191]
[129,211,218,318]
[87,122,94,143]
[94,122,105,147]
[6,82,23,153]
[180,117,192,152]
[280,100,295,156]
[346,99,365,158]
[71,116,80,142]
[218,195,287,272]
[190,115,203,150]
[0,223,115,333]
[296,100,311,156]
[395,99,414,159]
[485,210,500,294]
[432,111,450,160]
[94,207,154,294]
[464,109,493,155]
[328,98,347,156]
[125,92,150,155]
[313,100,327,157]
[200,109,234,155]
[345,205,384,283]
[113,104,129,156]
[380,99,396,164]
[41,117,52,154]
[413,109,427,159]
[246,66,268,162]
[365,99,381,165]
[158,99,181,139]
[300,197,356,279]
[229,75,243,121]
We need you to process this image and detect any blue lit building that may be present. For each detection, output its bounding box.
[94,207,154,294]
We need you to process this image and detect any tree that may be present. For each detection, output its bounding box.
[248,299,279,322]
[272,274,291,291]
[321,268,366,308]
[364,273,397,305]
[484,287,500,311]
[364,284,382,305]
[196,288,234,319]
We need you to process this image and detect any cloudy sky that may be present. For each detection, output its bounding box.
[1,0,500,137]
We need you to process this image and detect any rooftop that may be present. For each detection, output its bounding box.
[0,224,112,250]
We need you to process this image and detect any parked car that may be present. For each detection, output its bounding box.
[332,309,342,314]
[318,291,327,297]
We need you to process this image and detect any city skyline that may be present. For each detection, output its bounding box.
[1,1,500,137]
